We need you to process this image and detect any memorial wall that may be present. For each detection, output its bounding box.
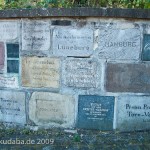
[0,8,150,131]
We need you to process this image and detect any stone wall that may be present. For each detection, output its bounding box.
[0,8,150,132]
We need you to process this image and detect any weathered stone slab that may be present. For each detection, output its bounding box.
[0,75,19,88]
[106,63,150,93]
[7,43,19,58]
[77,95,115,130]
[53,28,93,56]
[98,28,141,60]
[0,21,18,40]
[116,96,150,131]
[63,59,99,88]
[29,92,75,127]
[7,60,19,73]
[0,91,26,124]
[0,42,5,70]
[22,57,60,88]
[22,20,50,51]
[142,34,150,61]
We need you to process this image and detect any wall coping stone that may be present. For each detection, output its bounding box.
[0,8,149,19]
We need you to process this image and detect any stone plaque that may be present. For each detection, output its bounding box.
[7,44,19,58]
[0,75,19,88]
[22,57,60,88]
[7,60,19,73]
[29,92,75,127]
[22,20,50,51]
[0,21,18,40]
[106,63,150,93]
[98,28,141,60]
[0,91,26,124]
[142,34,150,61]
[63,59,99,88]
[78,95,115,130]
[53,28,93,56]
[116,96,150,131]
[0,42,5,70]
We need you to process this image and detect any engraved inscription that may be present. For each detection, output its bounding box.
[53,29,93,56]
[78,95,114,130]
[36,99,66,122]
[29,92,75,127]
[22,20,50,51]
[22,57,59,88]
[117,96,150,131]
[0,91,26,124]
[83,103,109,120]
[0,22,18,40]
[0,75,19,88]
[64,59,97,88]
[98,29,140,60]
[125,104,150,122]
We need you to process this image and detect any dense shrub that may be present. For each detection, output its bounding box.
[0,0,150,9]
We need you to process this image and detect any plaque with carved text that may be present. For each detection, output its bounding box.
[78,95,114,130]
[22,57,60,88]
[22,20,50,51]
[0,91,26,124]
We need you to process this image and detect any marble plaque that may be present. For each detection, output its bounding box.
[0,75,19,88]
[29,92,75,127]
[7,60,19,73]
[22,20,50,51]
[116,96,150,131]
[7,43,19,58]
[77,95,115,130]
[63,59,99,88]
[0,42,5,70]
[0,21,18,40]
[0,91,26,124]
[98,28,141,60]
[142,34,150,61]
[22,57,60,88]
[53,28,93,56]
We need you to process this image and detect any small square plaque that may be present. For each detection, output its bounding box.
[142,34,150,61]
[77,95,115,130]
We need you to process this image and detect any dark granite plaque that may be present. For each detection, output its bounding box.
[142,34,150,61]
[7,44,19,58]
[7,60,19,73]
[77,95,115,130]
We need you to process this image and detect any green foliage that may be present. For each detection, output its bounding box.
[1,0,150,9]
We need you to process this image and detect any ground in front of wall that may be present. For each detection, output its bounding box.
[0,128,150,150]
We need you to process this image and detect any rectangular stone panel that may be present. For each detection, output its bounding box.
[63,59,100,88]
[22,57,60,88]
[98,28,141,60]
[106,63,150,93]
[7,44,19,58]
[7,60,19,73]
[22,20,50,51]
[142,34,150,61]
[0,21,18,40]
[0,42,5,70]
[77,95,115,130]
[0,91,26,124]
[0,75,19,88]
[29,92,75,127]
[116,96,150,131]
[53,28,93,56]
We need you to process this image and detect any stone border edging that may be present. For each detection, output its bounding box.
[0,8,149,19]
